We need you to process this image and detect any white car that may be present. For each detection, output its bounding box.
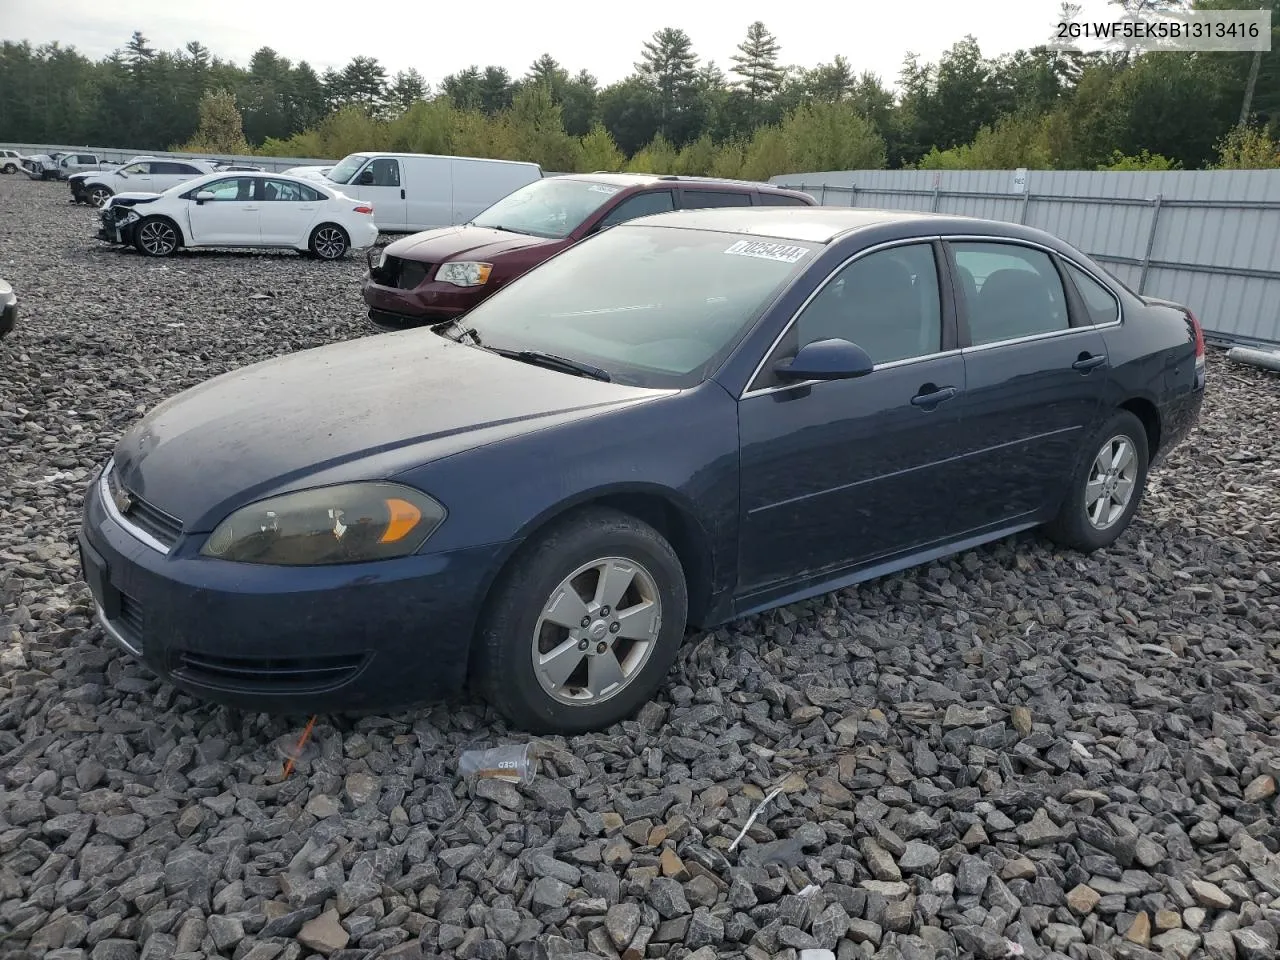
[1,150,26,175]
[95,170,380,259]
[80,157,220,207]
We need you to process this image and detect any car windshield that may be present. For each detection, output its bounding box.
[324,154,367,185]
[471,178,628,239]
[449,224,818,389]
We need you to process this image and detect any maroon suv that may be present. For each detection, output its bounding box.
[361,173,816,331]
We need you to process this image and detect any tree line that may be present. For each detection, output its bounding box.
[2,0,1277,178]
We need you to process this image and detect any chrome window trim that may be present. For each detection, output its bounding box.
[99,460,173,556]
[739,236,949,400]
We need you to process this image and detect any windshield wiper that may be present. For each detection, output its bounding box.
[495,349,612,382]
[431,317,482,345]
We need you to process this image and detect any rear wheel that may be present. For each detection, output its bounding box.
[473,507,688,734]
[89,186,113,207]
[134,217,181,257]
[309,224,349,260]
[1,163,15,175]
[1044,409,1149,552]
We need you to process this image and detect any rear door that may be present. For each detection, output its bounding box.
[259,178,323,244]
[348,157,409,231]
[945,238,1110,530]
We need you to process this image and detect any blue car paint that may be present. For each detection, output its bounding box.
[79,207,1205,715]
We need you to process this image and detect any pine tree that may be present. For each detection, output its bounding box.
[731,21,785,123]
[179,87,250,154]
[636,27,699,139]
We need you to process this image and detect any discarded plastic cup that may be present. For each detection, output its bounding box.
[458,743,535,784]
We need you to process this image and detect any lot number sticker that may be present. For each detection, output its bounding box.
[723,240,809,264]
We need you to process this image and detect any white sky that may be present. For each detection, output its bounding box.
[3,0,1124,90]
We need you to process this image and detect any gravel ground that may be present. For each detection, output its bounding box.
[2,173,1280,960]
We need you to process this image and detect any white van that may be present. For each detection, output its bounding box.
[283,152,543,233]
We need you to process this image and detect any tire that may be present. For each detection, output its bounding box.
[1,164,15,175]
[309,224,349,260]
[1044,409,1149,552]
[473,507,689,734]
[88,186,113,207]
[133,217,182,257]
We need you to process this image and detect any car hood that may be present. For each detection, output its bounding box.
[384,225,552,263]
[109,191,163,205]
[112,331,667,530]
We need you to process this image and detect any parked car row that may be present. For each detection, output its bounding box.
[74,162,1208,731]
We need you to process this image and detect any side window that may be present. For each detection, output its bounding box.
[202,178,256,201]
[1063,261,1120,326]
[122,162,150,175]
[951,242,1069,346]
[368,159,400,187]
[680,189,751,209]
[175,164,203,176]
[299,184,322,202]
[597,190,675,228]
[757,193,811,206]
[792,243,943,366]
[78,155,95,164]
[262,179,308,201]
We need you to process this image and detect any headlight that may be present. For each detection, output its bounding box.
[436,261,492,287]
[200,482,446,565]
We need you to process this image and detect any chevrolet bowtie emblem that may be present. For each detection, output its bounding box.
[113,488,133,514]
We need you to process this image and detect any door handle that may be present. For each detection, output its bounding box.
[1073,353,1107,372]
[911,385,958,408]
[242,206,259,212]
[400,188,406,200]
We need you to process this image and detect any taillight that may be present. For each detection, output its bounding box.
[1186,308,1205,361]
[354,205,373,215]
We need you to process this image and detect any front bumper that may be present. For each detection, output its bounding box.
[97,207,140,245]
[361,258,487,330]
[78,462,508,714]
[70,180,89,203]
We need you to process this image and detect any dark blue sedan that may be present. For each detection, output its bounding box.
[78,207,1206,733]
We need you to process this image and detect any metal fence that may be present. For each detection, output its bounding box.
[770,169,1280,347]
[0,142,332,172]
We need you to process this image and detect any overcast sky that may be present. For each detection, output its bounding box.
[3,0,1122,90]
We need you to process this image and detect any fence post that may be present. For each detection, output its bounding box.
[820,184,828,205]
[1018,191,1031,224]
[1138,194,1164,295]
[932,186,941,212]
[849,184,857,207]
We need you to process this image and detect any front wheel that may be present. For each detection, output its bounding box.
[1044,409,1150,552]
[1,163,15,175]
[309,224,349,260]
[473,507,689,734]
[134,217,181,257]
[89,186,113,207]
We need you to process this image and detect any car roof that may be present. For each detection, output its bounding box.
[345,151,540,168]
[551,172,807,195]
[625,206,1062,245]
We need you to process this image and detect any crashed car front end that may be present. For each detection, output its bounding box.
[97,196,161,245]
[69,174,92,203]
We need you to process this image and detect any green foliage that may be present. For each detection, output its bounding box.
[4,20,1279,175]
[1212,124,1280,168]
[176,87,250,154]
[1097,149,1180,170]
[579,124,625,171]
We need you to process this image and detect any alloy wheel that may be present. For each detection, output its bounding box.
[531,556,663,705]
[138,220,178,256]
[1085,434,1138,530]
[90,188,111,207]
[313,227,347,259]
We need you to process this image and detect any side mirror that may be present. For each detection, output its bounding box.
[773,338,875,382]
[195,191,215,203]
[357,169,375,185]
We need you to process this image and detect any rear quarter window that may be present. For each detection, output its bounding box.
[680,189,752,209]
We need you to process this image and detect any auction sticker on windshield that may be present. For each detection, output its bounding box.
[723,240,810,264]
[588,185,620,194]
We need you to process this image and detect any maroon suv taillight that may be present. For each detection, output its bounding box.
[1186,308,1205,362]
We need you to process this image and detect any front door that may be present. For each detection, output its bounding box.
[736,240,968,606]
[349,157,408,231]
[185,176,261,246]
[944,239,1110,529]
